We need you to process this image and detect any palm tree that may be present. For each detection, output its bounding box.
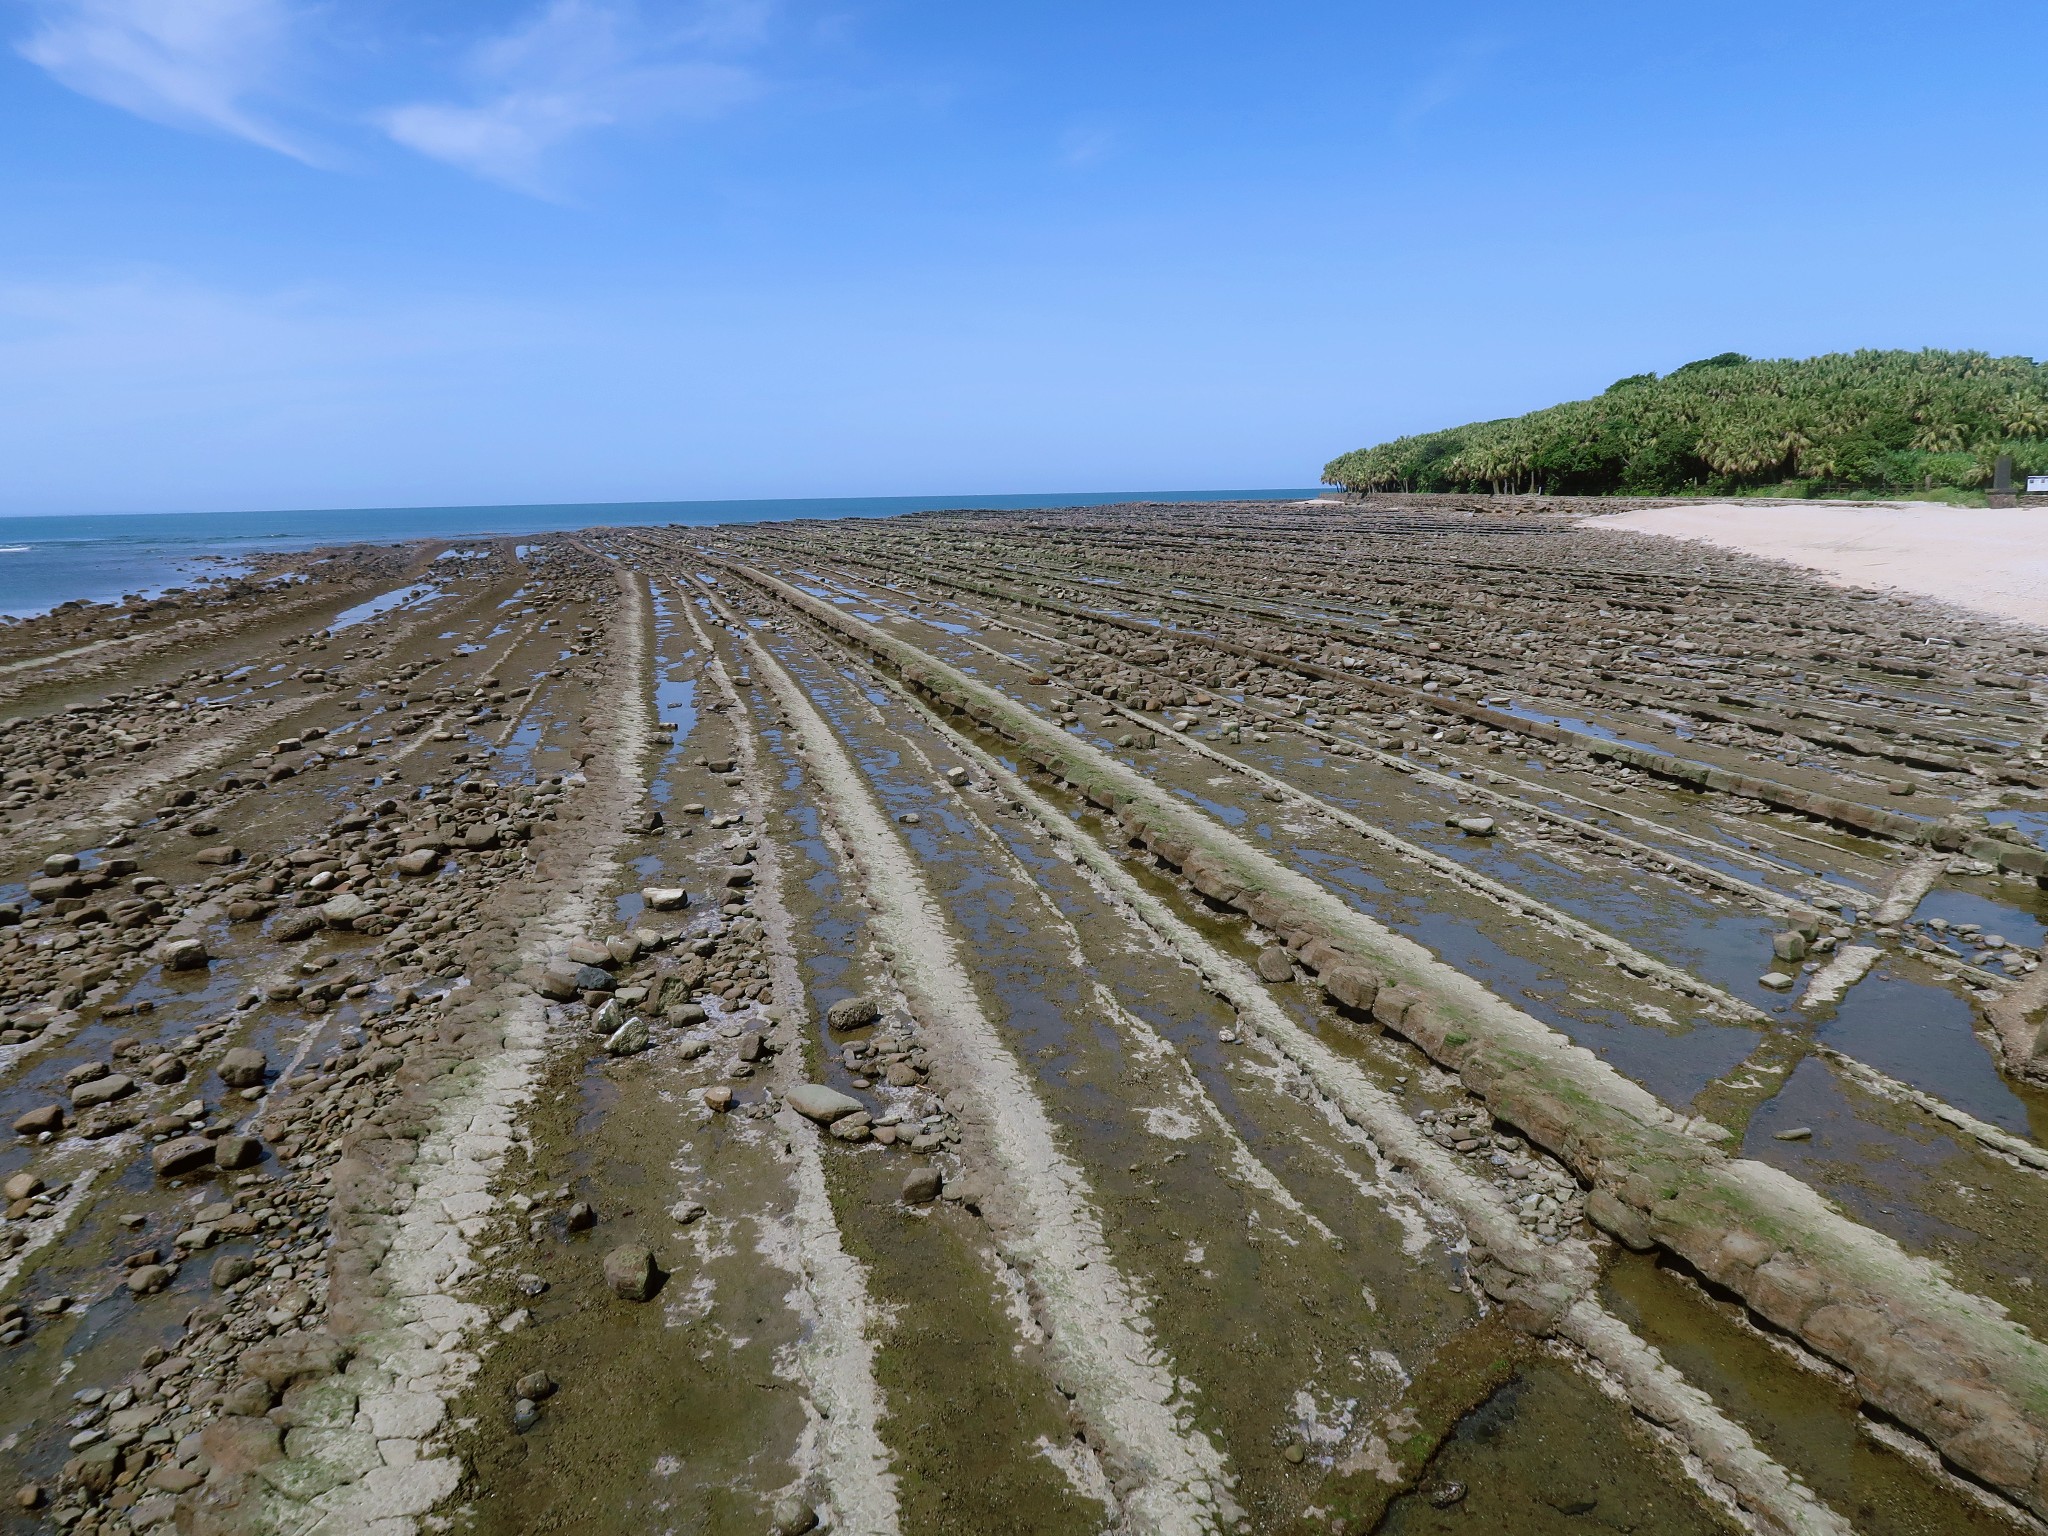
[1910,420,1966,454]
[1322,349,2048,497]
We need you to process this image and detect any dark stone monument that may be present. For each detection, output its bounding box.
[1990,453,2017,506]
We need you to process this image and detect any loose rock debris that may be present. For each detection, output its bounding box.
[2,503,2047,1534]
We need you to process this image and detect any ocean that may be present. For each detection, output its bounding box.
[0,489,1322,619]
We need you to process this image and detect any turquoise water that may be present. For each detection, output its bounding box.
[0,489,1319,618]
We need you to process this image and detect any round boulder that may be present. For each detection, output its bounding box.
[1254,946,1295,983]
[216,1048,267,1089]
[602,1244,659,1302]
[159,937,210,971]
[824,996,881,1031]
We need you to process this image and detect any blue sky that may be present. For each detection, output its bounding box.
[1,0,2042,515]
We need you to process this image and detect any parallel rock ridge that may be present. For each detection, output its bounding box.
[3,503,2046,1535]
[728,551,2048,1519]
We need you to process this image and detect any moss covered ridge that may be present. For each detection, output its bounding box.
[730,558,2048,1523]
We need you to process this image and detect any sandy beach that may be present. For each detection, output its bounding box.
[1600,500,2048,631]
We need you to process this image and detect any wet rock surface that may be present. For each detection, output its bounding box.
[0,505,2042,1535]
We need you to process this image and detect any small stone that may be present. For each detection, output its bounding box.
[565,1201,596,1232]
[70,1072,135,1109]
[12,1105,62,1137]
[319,892,372,928]
[159,936,210,971]
[604,1017,650,1057]
[1428,1480,1468,1508]
[14,1483,43,1509]
[825,996,881,1030]
[515,1371,556,1401]
[395,848,442,876]
[772,1495,820,1535]
[1773,1126,1814,1141]
[641,887,689,912]
[125,1264,171,1295]
[602,1244,659,1301]
[702,1086,734,1112]
[901,1167,942,1204]
[512,1398,540,1432]
[214,1133,264,1169]
[1772,931,1808,962]
[1255,946,1295,983]
[787,1083,864,1124]
[1759,971,1796,991]
[211,1254,257,1288]
[216,1047,267,1088]
[62,1442,123,1497]
[151,1136,215,1178]
[1453,816,1497,836]
[271,912,321,942]
[2,1173,42,1202]
[1282,1443,1305,1464]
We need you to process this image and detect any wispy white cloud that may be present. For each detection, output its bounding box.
[378,0,766,196]
[1394,33,1508,136]
[1059,121,1114,168]
[16,0,314,160]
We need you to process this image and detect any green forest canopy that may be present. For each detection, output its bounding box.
[1321,349,2048,497]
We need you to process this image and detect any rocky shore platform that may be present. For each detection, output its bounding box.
[3,501,2047,1535]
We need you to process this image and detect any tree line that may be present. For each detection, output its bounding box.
[1322,349,2048,497]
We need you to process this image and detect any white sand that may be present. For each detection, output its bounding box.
[1598,501,2048,632]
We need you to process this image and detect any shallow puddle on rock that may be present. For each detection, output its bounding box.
[1601,1249,2018,1536]
[1742,1054,2048,1332]
[1356,1362,1729,1535]
[1816,964,2033,1134]
[1744,1056,1990,1246]
[1286,843,1765,1108]
[1911,880,2048,952]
